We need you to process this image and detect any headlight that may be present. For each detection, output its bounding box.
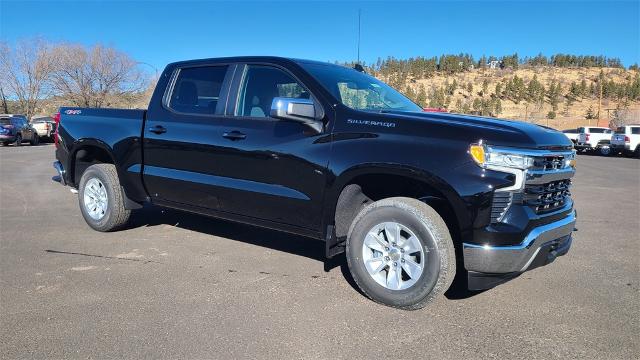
[469,144,534,170]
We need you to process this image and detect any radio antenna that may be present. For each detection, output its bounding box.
[357,8,361,64]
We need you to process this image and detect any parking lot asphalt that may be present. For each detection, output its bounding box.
[1,144,639,359]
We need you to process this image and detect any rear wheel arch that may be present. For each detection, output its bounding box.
[69,141,117,186]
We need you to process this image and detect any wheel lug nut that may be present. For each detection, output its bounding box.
[385,247,389,251]
[401,259,405,263]
[400,249,405,253]
[384,256,390,261]
[393,262,397,267]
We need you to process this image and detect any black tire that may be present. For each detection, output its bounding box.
[30,135,40,146]
[14,134,22,146]
[78,164,131,232]
[598,145,610,156]
[346,197,456,310]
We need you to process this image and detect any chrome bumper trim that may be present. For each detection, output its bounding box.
[52,161,66,186]
[463,210,576,273]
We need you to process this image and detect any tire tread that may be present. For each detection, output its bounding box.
[79,163,130,232]
[346,197,456,310]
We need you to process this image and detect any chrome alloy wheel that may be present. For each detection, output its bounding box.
[83,178,108,220]
[361,222,425,290]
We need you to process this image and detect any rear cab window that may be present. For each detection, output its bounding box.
[167,65,229,115]
[589,128,607,134]
[632,127,640,135]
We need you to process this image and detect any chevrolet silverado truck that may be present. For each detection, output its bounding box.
[576,126,612,153]
[53,57,577,309]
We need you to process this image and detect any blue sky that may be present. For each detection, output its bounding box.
[1,0,639,74]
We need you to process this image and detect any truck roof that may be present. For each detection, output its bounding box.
[166,56,336,69]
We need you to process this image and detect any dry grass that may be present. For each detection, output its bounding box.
[407,67,639,129]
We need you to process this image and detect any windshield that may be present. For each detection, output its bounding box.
[0,118,11,125]
[300,62,422,113]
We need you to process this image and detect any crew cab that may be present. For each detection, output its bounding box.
[576,126,612,152]
[610,125,640,157]
[53,57,577,309]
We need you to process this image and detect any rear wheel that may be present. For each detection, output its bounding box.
[598,145,611,156]
[78,164,131,232]
[346,197,456,310]
[30,135,40,146]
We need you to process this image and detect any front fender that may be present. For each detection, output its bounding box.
[321,163,473,240]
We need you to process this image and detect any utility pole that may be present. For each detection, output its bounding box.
[597,80,603,126]
[0,87,8,114]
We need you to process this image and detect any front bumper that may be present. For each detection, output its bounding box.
[610,143,631,152]
[575,142,592,149]
[463,210,576,274]
[0,134,16,142]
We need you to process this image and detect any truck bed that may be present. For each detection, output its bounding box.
[56,107,148,202]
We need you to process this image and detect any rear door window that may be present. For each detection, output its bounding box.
[589,128,607,133]
[168,65,229,115]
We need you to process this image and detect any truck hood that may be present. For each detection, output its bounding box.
[380,111,574,150]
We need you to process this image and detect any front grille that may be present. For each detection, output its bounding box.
[491,192,513,223]
[532,155,566,171]
[524,179,571,214]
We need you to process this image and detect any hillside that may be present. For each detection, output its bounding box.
[376,66,639,130]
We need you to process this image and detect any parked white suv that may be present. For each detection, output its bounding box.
[576,127,612,153]
[610,125,640,158]
[562,128,579,145]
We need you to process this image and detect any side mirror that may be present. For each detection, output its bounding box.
[270,97,324,133]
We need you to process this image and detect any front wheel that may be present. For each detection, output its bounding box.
[599,145,611,156]
[346,197,456,310]
[78,163,131,232]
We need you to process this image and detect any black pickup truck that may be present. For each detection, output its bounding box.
[53,57,577,309]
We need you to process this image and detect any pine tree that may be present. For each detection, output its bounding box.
[578,79,588,98]
[482,79,489,96]
[495,83,503,98]
[493,98,502,116]
[416,86,427,107]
